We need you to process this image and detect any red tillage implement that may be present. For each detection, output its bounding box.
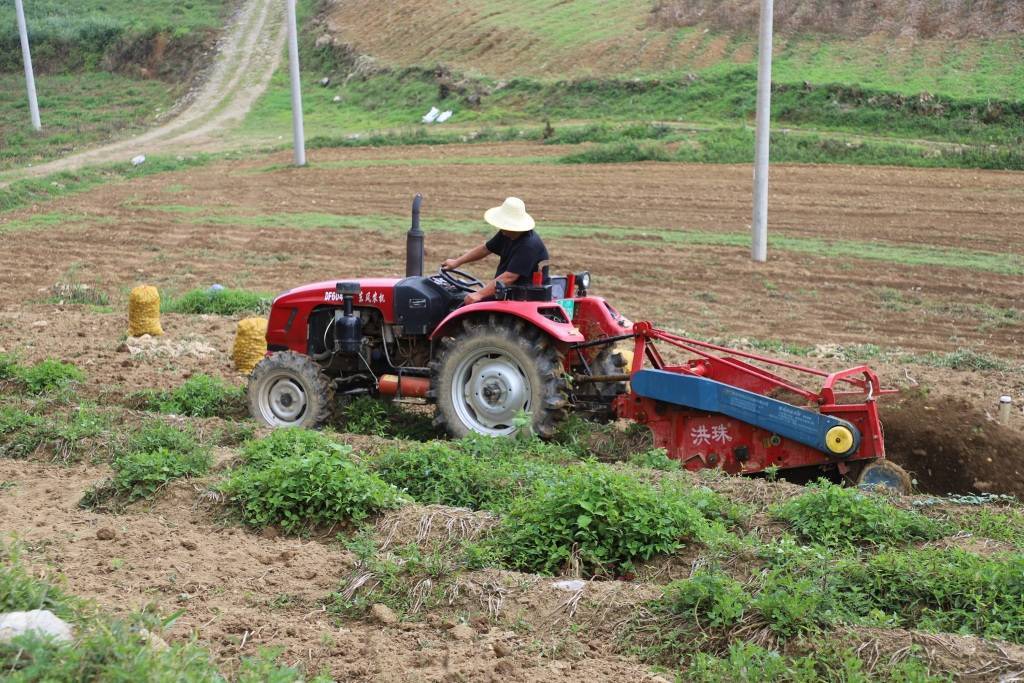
[611,322,900,486]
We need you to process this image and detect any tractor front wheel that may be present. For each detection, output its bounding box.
[431,316,567,439]
[248,351,334,429]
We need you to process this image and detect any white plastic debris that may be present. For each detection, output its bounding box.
[436,110,453,123]
[0,610,74,644]
[130,155,146,166]
[421,107,441,124]
[332,95,342,103]
[552,579,586,592]
[319,76,330,87]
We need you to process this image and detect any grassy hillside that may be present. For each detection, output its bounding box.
[233,0,1024,171]
[320,0,1024,99]
[0,0,229,170]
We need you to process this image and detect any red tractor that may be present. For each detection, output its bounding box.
[249,197,909,491]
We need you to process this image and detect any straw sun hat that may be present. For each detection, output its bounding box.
[484,197,535,232]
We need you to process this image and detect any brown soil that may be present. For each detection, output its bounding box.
[0,460,658,681]
[882,395,1024,497]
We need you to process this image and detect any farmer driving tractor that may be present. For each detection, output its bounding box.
[442,197,550,305]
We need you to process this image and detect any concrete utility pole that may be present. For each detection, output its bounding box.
[14,0,41,131]
[752,0,774,263]
[286,0,306,166]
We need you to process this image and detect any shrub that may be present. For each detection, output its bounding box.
[222,446,405,533]
[143,374,245,417]
[488,464,704,576]
[773,481,942,548]
[162,288,270,316]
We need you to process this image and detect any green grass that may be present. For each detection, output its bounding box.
[80,419,211,509]
[162,287,272,316]
[0,353,86,395]
[137,374,245,418]
[0,73,176,170]
[0,0,227,72]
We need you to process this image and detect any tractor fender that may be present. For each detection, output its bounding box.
[429,301,584,344]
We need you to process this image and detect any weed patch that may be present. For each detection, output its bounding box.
[339,396,439,440]
[486,464,708,577]
[773,482,943,548]
[138,374,245,418]
[367,435,570,513]
[0,356,86,395]
[222,432,405,533]
[162,287,271,316]
[0,405,109,463]
[81,420,210,509]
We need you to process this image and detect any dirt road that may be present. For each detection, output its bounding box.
[0,0,285,186]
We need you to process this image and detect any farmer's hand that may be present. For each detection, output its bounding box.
[442,258,460,270]
[463,292,480,305]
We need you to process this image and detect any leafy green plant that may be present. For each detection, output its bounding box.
[108,447,212,503]
[141,374,245,418]
[162,288,271,316]
[0,405,108,463]
[339,396,440,440]
[239,428,342,470]
[660,571,751,629]
[81,420,211,508]
[627,447,681,471]
[0,353,18,380]
[13,358,85,394]
[488,463,704,576]
[221,445,405,533]
[773,481,942,548]
[367,436,564,513]
[340,396,391,436]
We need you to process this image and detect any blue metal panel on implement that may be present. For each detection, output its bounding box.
[631,370,860,456]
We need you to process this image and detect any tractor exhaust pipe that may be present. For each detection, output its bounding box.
[406,193,424,277]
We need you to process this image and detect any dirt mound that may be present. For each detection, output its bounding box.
[652,0,1024,39]
[881,396,1024,498]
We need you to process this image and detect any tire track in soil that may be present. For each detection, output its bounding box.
[0,0,286,187]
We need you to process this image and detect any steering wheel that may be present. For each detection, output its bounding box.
[439,267,484,293]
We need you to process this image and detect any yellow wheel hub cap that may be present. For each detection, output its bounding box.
[825,426,855,455]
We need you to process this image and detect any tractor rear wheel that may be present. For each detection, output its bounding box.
[248,351,334,429]
[431,315,568,439]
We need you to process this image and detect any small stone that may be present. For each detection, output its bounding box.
[32,320,48,328]
[137,627,169,651]
[552,579,586,592]
[449,624,475,641]
[180,540,197,551]
[96,527,116,541]
[370,603,398,626]
[315,35,332,49]
[0,610,73,644]
[493,642,512,658]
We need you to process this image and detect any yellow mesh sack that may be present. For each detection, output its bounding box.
[232,317,268,373]
[128,285,163,337]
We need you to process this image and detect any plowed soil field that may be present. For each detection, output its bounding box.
[2,142,1024,680]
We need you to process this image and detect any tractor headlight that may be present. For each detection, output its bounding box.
[576,271,591,295]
